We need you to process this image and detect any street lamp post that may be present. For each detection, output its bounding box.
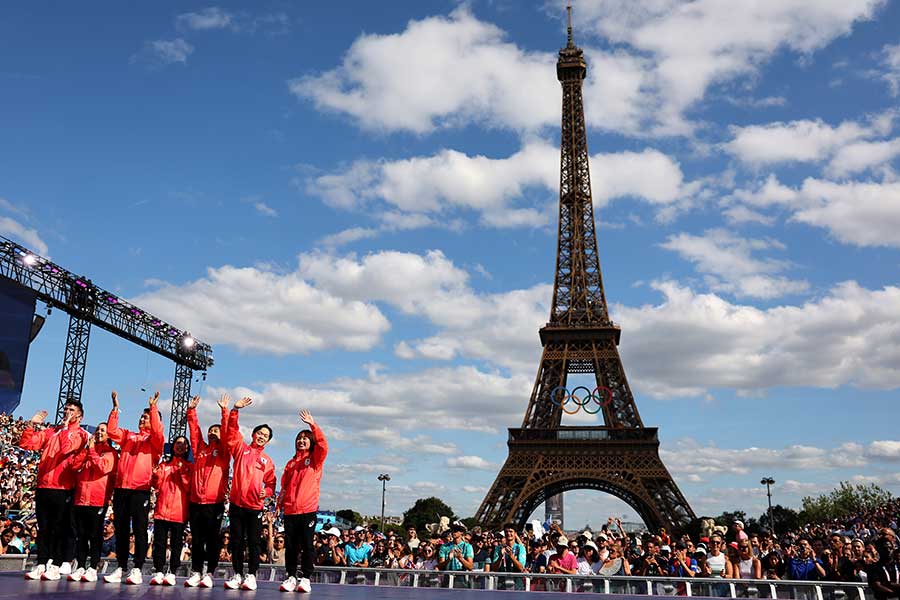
[761,477,776,537]
[378,473,391,534]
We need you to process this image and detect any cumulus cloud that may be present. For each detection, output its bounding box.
[199,365,529,441]
[660,229,808,299]
[576,0,886,134]
[661,439,869,478]
[0,216,49,256]
[307,141,690,229]
[725,113,894,167]
[615,280,900,397]
[133,261,390,355]
[290,8,653,135]
[880,43,900,96]
[728,177,900,248]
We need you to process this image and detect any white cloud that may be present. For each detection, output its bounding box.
[176,7,235,31]
[866,440,900,460]
[880,43,900,96]
[661,439,868,478]
[729,177,900,248]
[318,227,378,248]
[826,138,900,177]
[0,216,49,256]
[614,280,900,397]
[290,8,652,135]
[790,179,900,247]
[307,141,690,228]
[253,201,278,217]
[722,205,775,226]
[577,0,886,134]
[201,365,529,441]
[446,455,495,470]
[725,114,893,166]
[132,261,390,355]
[660,229,808,298]
[132,38,194,66]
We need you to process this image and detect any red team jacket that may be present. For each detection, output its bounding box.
[280,423,328,515]
[71,441,118,507]
[106,405,165,491]
[186,405,230,504]
[152,457,192,523]
[19,421,89,490]
[226,409,276,511]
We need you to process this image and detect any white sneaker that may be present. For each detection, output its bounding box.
[242,574,257,591]
[280,576,297,592]
[225,574,243,589]
[24,563,46,580]
[200,574,214,588]
[126,568,143,585]
[104,567,123,583]
[297,578,311,593]
[150,572,165,585]
[42,564,61,581]
[83,568,98,582]
[185,572,203,587]
[164,573,176,586]
[68,567,85,581]
[59,562,73,576]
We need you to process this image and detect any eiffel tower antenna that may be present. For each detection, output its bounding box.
[475,6,695,534]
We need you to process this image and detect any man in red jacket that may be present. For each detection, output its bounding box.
[69,422,118,583]
[224,397,276,591]
[103,390,165,585]
[184,393,230,588]
[19,399,89,581]
[278,410,328,593]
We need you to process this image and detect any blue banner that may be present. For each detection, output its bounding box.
[0,277,37,414]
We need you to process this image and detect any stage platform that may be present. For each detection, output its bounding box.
[0,572,656,599]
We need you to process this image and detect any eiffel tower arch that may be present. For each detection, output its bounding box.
[475,7,695,533]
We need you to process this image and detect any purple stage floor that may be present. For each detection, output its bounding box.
[0,572,652,599]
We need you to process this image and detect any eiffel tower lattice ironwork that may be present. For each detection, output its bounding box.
[475,8,695,533]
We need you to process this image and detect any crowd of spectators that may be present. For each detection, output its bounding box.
[0,412,898,594]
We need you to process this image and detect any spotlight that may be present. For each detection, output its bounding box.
[183,336,195,349]
[23,254,37,266]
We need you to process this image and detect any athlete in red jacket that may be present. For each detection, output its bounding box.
[278,409,328,593]
[150,435,192,586]
[20,399,89,581]
[103,390,165,585]
[184,393,230,588]
[223,397,276,591]
[69,423,117,583]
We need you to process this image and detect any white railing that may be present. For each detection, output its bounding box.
[297,567,872,599]
[3,557,874,599]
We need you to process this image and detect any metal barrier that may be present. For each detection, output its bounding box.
[3,558,875,599]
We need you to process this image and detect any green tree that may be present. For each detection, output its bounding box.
[799,482,893,523]
[402,497,455,533]
[757,505,800,534]
[336,509,363,525]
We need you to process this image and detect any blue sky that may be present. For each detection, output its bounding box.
[3,0,900,529]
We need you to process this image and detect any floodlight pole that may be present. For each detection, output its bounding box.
[378,474,391,534]
[761,477,776,537]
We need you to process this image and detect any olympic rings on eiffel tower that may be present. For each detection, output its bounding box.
[548,386,614,415]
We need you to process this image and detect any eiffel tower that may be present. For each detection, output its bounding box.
[475,7,695,533]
